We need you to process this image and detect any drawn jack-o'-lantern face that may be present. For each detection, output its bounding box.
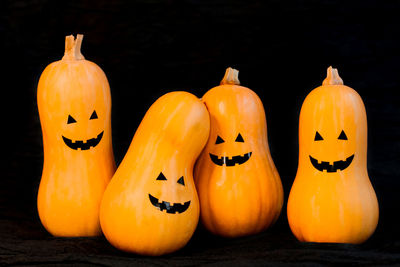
[148,172,191,214]
[309,130,354,172]
[298,69,362,175]
[62,110,104,150]
[209,133,252,166]
[303,113,358,174]
[38,56,111,154]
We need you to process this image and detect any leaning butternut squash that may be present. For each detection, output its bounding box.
[194,67,283,237]
[37,34,116,236]
[287,66,379,244]
[100,92,210,256]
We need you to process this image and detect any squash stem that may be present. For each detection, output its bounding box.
[62,34,85,61]
[322,66,343,85]
[74,34,85,60]
[220,67,240,85]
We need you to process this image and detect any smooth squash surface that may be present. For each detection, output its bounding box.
[194,68,283,237]
[37,35,115,237]
[287,67,379,244]
[100,92,209,256]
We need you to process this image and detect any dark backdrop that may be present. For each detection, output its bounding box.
[1,0,399,265]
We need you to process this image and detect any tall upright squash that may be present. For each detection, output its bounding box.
[37,34,115,237]
[100,92,210,256]
[194,67,283,237]
[287,66,379,244]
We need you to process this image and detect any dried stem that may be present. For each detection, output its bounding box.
[322,66,343,85]
[220,67,240,85]
[62,34,85,61]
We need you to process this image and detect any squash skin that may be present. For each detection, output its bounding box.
[37,35,115,237]
[287,67,379,244]
[194,69,283,237]
[100,92,210,256]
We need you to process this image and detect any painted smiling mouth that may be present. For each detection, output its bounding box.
[209,152,252,166]
[62,131,104,150]
[309,154,354,172]
[148,194,191,214]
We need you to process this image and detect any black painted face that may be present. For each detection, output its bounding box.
[148,172,191,214]
[62,110,104,150]
[209,133,252,166]
[309,130,354,172]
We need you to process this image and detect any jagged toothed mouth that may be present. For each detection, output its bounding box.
[309,154,354,172]
[62,131,104,150]
[209,152,252,166]
[148,194,191,214]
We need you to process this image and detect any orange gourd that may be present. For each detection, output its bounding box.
[37,34,116,237]
[287,66,379,244]
[194,67,283,237]
[100,92,210,256]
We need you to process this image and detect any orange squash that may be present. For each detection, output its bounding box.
[100,92,210,256]
[194,67,283,237]
[37,34,116,237]
[287,66,379,244]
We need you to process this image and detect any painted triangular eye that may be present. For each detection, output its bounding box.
[215,136,225,144]
[177,176,185,186]
[90,110,98,120]
[314,131,323,141]
[156,172,167,180]
[67,115,76,124]
[338,130,348,140]
[235,133,244,142]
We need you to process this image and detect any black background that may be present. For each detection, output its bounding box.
[1,0,400,265]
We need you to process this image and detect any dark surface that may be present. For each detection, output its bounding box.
[1,0,400,265]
